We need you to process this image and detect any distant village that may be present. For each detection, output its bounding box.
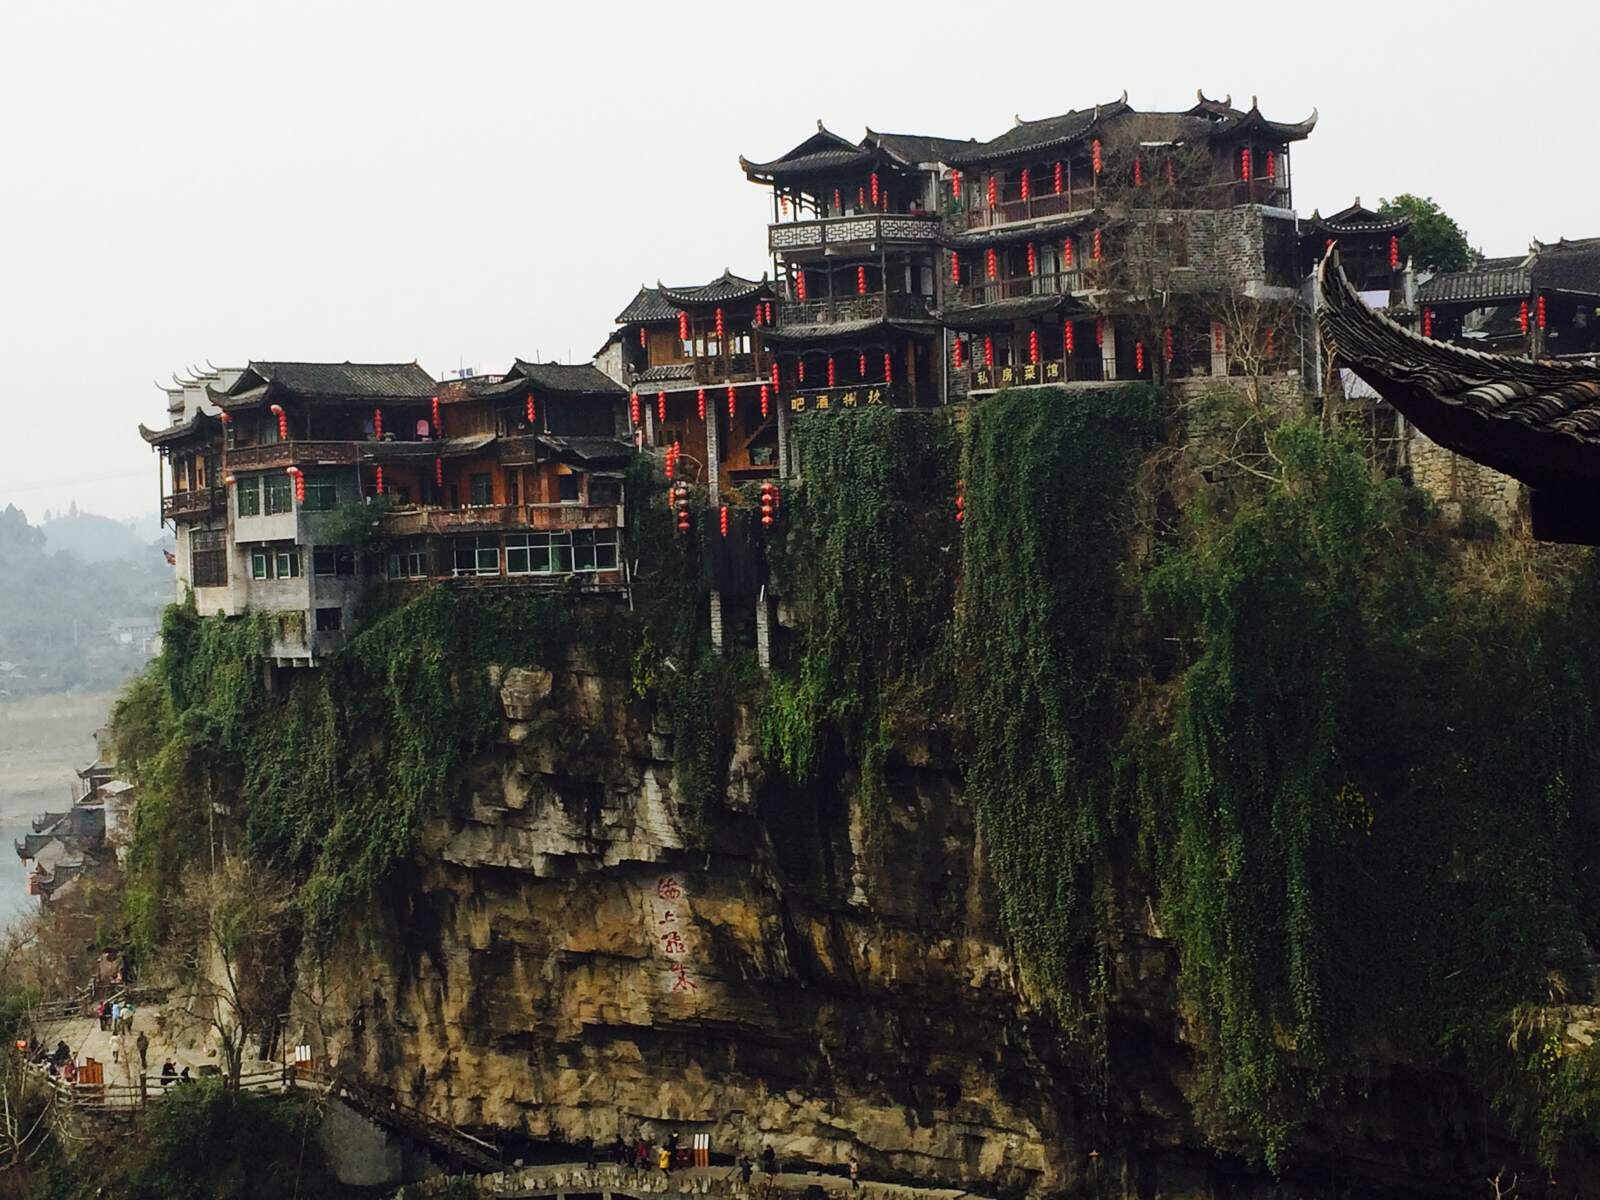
[126,93,1600,663]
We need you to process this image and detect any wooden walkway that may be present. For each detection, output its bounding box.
[397,1162,986,1200]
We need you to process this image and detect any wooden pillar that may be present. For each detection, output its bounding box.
[1101,319,1118,381]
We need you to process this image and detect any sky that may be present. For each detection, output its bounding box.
[1,0,1594,522]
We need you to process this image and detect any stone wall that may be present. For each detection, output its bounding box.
[1406,425,1525,527]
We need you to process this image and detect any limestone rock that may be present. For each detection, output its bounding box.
[500,667,554,720]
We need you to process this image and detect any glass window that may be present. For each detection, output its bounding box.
[452,536,499,577]
[470,474,493,506]
[315,607,343,632]
[558,474,580,503]
[301,474,338,512]
[573,528,619,572]
[505,473,520,506]
[260,412,281,445]
[251,549,269,579]
[275,548,301,578]
[313,547,336,577]
[236,476,261,517]
[190,528,228,588]
[386,541,428,579]
[589,478,622,506]
[263,474,293,515]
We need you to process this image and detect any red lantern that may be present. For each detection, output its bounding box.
[833,188,842,212]
[526,394,536,425]
[765,301,774,325]
[1092,139,1103,175]
[1213,324,1225,353]
[657,391,667,422]
[1240,147,1252,181]
[857,265,868,295]
[950,169,962,195]
[795,270,807,301]
[986,174,997,208]
[697,388,707,419]
[373,407,383,439]
[431,395,440,435]
[858,185,866,208]
[760,482,776,528]
[950,251,961,284]
[638,326,647,349]
[883,352,893,383]
[858,352,867,376]
[1133,157,1143,187]
[727,385,736,419]
[1163,326,1174,363]
[434,457,443,489]
[1054,162,1063,194]
[1135,341,1146,373]
[1027,242,1038,275]
[1092,229,1103,261]
[1064,321,1075,354]
[1520,301,1530,333]
[219,411,232,425]
[984,335,994,368]
[780,194,789,217]
[715,307,725,339]
[954,480,964,524]
[286,466,305,504]
[630,395,642,426]
[675,481,691,533]
[719,505,729,538]
[678,311,690,340]
[798,360,805,383]
[1422,308,1434,338]
[771,362,780,391]
[1266,150,1276,181]
[986,248,998,280]
[1020,168,1030,202]
[1095,317,1105,347]
[1389,236,1401,270]
[953,337,964,369]
[1537,294,1548,330]
[760,384,770,419]
[374,466,384,496]
[1063,238,1074,267]
[870,172,880,206]
[269,403,288,440]
[1028,330,1039,364]
[827,356,836,387]
[665,443,676,481]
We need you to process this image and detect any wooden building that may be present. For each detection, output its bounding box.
[1416,238,1600,359]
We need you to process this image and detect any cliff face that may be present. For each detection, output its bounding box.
[295,655,1550,1200]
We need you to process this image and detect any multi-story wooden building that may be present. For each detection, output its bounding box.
[1415,237,1600,360]
[1300,200,1410,306]
[143,359,630,666]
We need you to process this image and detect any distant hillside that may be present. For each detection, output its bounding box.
[41,507,157,563]
[0,504,171,693]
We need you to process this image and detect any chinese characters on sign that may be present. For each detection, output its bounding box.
[789,388,892,413]
[649,875,698,992]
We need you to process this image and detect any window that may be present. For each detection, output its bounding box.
[313,545,356,577]
[190,529,228,588]
[315,607,343,632]
[237,475,262,517]
[301,474,338,512]
[260,412,281,445]
[469,473,493,506]
[589,477,622,506]
[573,528,620,572]
[452,535,500,577]
[558,474,580,503]
[251,549,269,580]
[263,473,293,515]
[275,548,301,578]
[386,541,428,579]
[505,473,519,505]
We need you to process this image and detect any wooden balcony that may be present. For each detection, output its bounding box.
[965,192,1092,230]
[692,354,762,384]
[778,292,933,327]
[768,213,941,253]
[948,271,1089,309]
[379,503,623,537]
[225,441,359,470]
[162,486,226,521]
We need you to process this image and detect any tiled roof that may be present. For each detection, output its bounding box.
[1417,267,1532,305]
[761,318,904,346]
[616,286,678,324]
[741,126,873,179]
[635,363,695,383]
[1532,238,1600,297]
[1305,201,1410,236]
[939,294,1090,332]
[139,410,223,446]
[944,210,1107,249]
[1320,254,1600,496]
[226,362,436,402]
[507,360,626,395]
[951,96,1129,166]
[658,271,768,306]
[864,130,978,165]
[537,435,634,467]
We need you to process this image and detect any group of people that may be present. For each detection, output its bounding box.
[95,997,137,1035]
[584,1133,858,1191]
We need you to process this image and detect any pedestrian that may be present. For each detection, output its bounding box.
[762,1144,776,1177]
[135,1030,149,1072]
[160,1059,177,1087]
[52,1040,70,1065]
[849,1155,860,1191]
[179,1066,191,1084]
[658,1145,672,1176]
[109,1000,122,1034]
[96,1000,109,1032]
[120,1003,136,1035]
[635,1137,649,1172]
[612,1134,628,1165]
[583,1135,596,1169]
[740,1157,753,1186]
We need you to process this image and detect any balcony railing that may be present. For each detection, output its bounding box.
[225,441,359,470]
[948,271,1090,308]
[778,292,933,327]
[769,213,941,253]
[692,353,761,384]
[379,503,622,537]
[1233,179,1291,208]
[162,487,226,521]
[965,191,1093,230]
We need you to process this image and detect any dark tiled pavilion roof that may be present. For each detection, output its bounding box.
[615,286,679,324]
[212,361,436,408]
[863,130,979,165]
[658,271,769,307]
[740,126,875,180]
[939,294,1092,332]
[950,94,1131,166]
[1532,237,1600,297]
[1320,255,1600,506]
[1304,200,1410,237]
[1417,266,1532,306]
[139,409,223,447]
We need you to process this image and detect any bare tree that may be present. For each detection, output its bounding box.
[161,858,294,1088]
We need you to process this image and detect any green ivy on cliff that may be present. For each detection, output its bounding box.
[762,405,958,813]
[955,385,1160,1014]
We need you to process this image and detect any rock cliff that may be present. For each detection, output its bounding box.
[293,653,1558,1200]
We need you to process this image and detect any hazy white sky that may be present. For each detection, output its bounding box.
[2,0,1594,521]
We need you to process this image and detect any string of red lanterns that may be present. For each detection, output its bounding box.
[1519,301,1530,333]
[1422,308,1434,338]
[431,395,441,436]
[950,169,962,195]
[952,337,964,368]
[1028,330,1040,364]
[857,265,868,295]
[285,466,305,504]
[1389,236,1401,270]
[770,362,780,391]
[373,407,383,439]
[1020,168,1030,202]
[1163,327,1174,364]
[1135,341,1146,373]
[657,391,667,422]
[1091,139,1103,175]
[638,327,647,349]
[269,403,288,440]
[858,352,867,376]
[1265,150,1276,181]
[374,465,384,496]
[1537,294,1548,330]
[950,250,961,284]
[1026,242,1038,276]
[664,442,677,481]
[1063,238,1074,267]
[833,188,842,212]
[697,388,707,420]
[434,457,444,489]
[1133,157,1143,187]
[1092,229,1103,262]
[760,384,770,419]
[674,481,691,534]
[714,307,725,339]
[827,356,837,387]
[1064,321,1074,354]
[857,185,866,209]
[759,481,780,528]
[795,271,807,301]
[1054,162,1063,194]
[1240,148,1252,181]
[984,335,995,368]
[526,394,536,425]
[954,480,965,524]
[719,505,730,538]
[986,174,997,208]
[630,394,642,427]
[727,385,736,419]
[883,352,893,383]
[986,248,998,280]
[870,172,880,207]
[678,311,689,340]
